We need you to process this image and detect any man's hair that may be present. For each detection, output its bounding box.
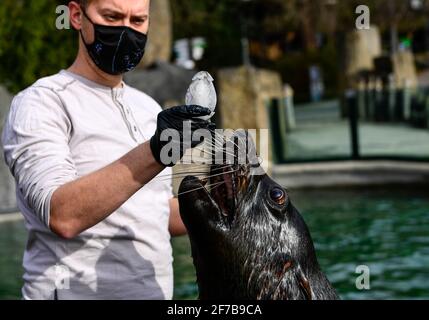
[76,0,91,8]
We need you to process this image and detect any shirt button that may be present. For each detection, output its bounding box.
[134,126,138,132]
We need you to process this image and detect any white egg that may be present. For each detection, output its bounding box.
[185,71,217,120]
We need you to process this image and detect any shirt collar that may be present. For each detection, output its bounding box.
[60,70,126,95]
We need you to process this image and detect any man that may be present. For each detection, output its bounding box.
[1,0,211,299]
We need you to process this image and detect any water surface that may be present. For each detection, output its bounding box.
[1,187,428,300]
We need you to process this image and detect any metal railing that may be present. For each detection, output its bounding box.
[269,86,429,164]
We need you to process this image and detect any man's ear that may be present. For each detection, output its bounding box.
[69,1,83,31]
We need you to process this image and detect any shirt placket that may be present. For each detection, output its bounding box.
[112,89,145,144]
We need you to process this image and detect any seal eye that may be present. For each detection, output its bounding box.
[270,187,286,205]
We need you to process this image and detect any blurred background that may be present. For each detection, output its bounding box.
[0,0,429,300]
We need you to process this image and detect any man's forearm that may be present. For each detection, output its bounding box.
[169,198,187,237]
[50,141,164,239]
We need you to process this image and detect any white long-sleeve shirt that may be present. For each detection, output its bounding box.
[1,70,174,300]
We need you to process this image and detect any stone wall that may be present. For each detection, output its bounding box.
[392,50,418,88]
[217,66,284,173]
[344,26,382,80]
[217,66,283,130]
[0,86,17,212]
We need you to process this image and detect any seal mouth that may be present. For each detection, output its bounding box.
[179,131,256,228]
[208,164,248,223]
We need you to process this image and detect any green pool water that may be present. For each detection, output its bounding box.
[1,187,429,300]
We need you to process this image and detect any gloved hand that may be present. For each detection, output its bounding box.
[150,105,214,167]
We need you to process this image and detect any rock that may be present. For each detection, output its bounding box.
[125,61,195,108]
[392,50,418,89]
[217,65,285,173]
[217,65,283,130]
[344,26,382,81]
[138,0,172,68]
[0,86,17,211]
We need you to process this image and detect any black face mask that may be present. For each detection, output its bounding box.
[80,9,147,75]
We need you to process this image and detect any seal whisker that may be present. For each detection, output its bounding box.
[154,167,245,182]
[174,167,244,195]
[207,136,225,149]
[207,128,244,151]
[199,168,242,181]
[193,146,238,158]
[205,131,226,149]
[154,165,236,179]
[154,165,232,179]
[197,136,224,150]
[154,173,217,182]
[177,181,226,196]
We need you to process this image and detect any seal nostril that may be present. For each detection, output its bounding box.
[270,187,287,206]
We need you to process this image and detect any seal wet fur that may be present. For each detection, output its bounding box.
[178,132,339,300]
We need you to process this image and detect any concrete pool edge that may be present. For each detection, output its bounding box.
[0,212,22,224]
[2,160,428,222]
[273,160,429,189]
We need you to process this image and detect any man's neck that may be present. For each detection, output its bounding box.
[68,49,124,89]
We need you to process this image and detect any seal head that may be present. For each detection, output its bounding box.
[178,132,338,300]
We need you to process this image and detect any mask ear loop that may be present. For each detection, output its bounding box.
[80,6,95,24]
[79,6,94,46]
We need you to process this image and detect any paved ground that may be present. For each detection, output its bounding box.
[284,100,429,161]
